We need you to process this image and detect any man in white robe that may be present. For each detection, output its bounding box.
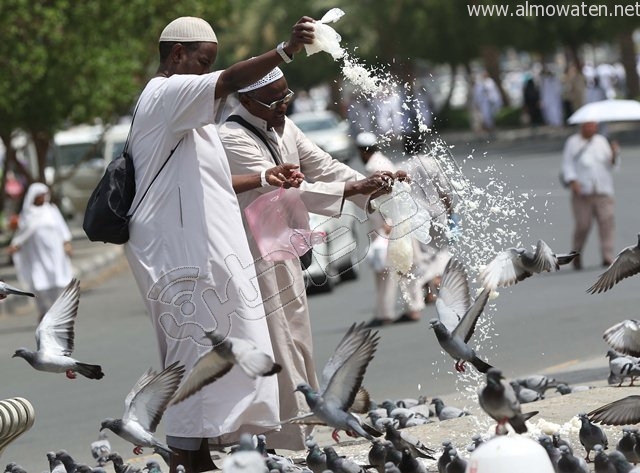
[124,17,315,472]
[219,68,397,450]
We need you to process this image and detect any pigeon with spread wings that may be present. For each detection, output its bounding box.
[169,330,281,406]
[100,361,185,457]
[288,322,381,443]
[429,258,492,373]
[588,234,640,294]
[12,278,104,380]
[480,240,577,290]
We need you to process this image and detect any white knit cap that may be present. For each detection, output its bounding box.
[356,132,378,148]
[238,67,284,93]
[159,17,217,43]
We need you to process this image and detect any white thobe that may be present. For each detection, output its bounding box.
[219,106,368,449]
[124,73,279,445]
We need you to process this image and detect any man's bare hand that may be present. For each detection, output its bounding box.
[285,17,316,54]
[266,163,305,188]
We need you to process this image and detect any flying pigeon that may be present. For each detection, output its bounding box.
[169,330,281,405]
[100,361,185,457]
[12,279,104,380]
[588,234,640,294]
[480,240,578,290]
[589,395,640,426]
[429,259,492,373]
[91,432,111,467]
[578,412,608,462]
[478,368,538,434]
[0,281,34,299]
[288,323,383,442]
[603,320,640,357]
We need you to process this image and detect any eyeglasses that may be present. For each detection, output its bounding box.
[249,90,295,111]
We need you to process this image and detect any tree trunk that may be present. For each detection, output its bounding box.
[480,44,509,107]
[0,134,11,219]
[31,130,51,183]
[618,30,639,99]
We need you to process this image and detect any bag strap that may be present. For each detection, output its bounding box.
[130,137,183,216]
[572,138,592,163]
[226,115,281,165]
[122,100,141,154]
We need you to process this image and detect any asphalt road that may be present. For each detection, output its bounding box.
[1,131,639,470]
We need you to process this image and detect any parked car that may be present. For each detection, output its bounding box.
[303,200,366,293]
[289,110,357,163]
[46,122,131,217]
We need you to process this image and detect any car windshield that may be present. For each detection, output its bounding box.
[54,143,102,167]
[294,116,339,133]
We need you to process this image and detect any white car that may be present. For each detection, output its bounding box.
[289,110,357,163]
[303,201,367,293]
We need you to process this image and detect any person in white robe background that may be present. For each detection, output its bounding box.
[219,67,398,450]
[123,16,315,473]
[8,182,73,320]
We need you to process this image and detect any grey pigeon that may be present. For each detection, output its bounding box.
[465,434,484,453]
[604,320,640,358]
[224,450,268,473]
[46,453,66,473]
[4,464,26,473]
[556,383,595,395]
[607,350,640,386]
[0,281,34,298]
[324,446,365,473]
[437,441,453,473]
[590,396,640,425]
[368,440,387,473]
[55,450,80,473]
[398,448,426,473]
[478,367,538,434]
[444,449,467,473]
[578,412,608,462]
[588,234,640,294]
[368,410,399,430]
[290,323,382,442]
[101,361,185,457]
[510,380,543,403]
[617,429,639,464]
[107,453,142,473]
[306,440,327,473]
[142,462,161,473]
[383,441,403,467]
[91,432,111,467]
[515,374,559,395]
[554,431,573,454]
[606,449,634,473]
[430,398,470,421]
[170,330,281,405]
[395,411,431,428]
[384,424,435,460]
[384,462,401,473]
[594,445,628,473]
[75,466,107,473]
[538,435,561,468]
[557,445,590,473]
[480,240,577,290]
[12,279,104,380]
[429,258,492,373]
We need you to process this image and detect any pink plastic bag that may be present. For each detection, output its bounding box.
[244,187,326,262]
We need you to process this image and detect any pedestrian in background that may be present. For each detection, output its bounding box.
[561,121,619,269]
[7,182,73,320]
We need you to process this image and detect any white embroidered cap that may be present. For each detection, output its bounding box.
[238,67,284,93]
[355,132,378,148]
[159,17,217,43]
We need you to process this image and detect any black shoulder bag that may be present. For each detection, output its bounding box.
[226,115,313,269]
[83,107,182,245]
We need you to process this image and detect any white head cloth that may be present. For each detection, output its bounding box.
[238,67,284,93]
[159,17,217,43]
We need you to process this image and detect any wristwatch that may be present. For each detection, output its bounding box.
[276,42,294,63]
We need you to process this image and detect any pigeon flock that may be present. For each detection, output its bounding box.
[4,232,640,472]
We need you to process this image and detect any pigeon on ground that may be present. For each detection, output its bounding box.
[47,452,66,473]
[101,361,185,457]
[4,463,27,473]
[429,258,492,373]
[394,411,431,428]
[556,383,596,395]
[367,410,399,430]
[604,320,640,358]
[515,374,559,395]
[588,234,640,294]
[0,281,34,299]
[578,412,608,462]
[617,429,639,464]
[56,450,81,473]
[107,453,142,473]
[553,431,573,454]
[383,441,403,467]
[466,434,484,453]
[305,440,327,473]
[224,449,267,473]
[384,424,435,460]
[539,435,562,467]
[593,444,632,473]
[437,440,453,473]
[430,398,470,421]
[12,279,104,380]
[478,367,538,434]
[169,329,281,405]
[509,380,543,403]
[368,440,387,473]
[91,432,111,467]
[384,462,401,473]
[324,446,365,473]
[142,462,162,473]
[557,445,589,473]
[75,466,107,473]
[607,350,640,386]
[399,448,426,473]
[480,239,578,290]
[289,323,382,442]
[590,396,640,425]
[445,448,467,473]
